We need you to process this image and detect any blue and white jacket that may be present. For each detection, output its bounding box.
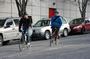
[51,16,62,29]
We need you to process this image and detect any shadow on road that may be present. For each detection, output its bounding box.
[1,38,47,47]
[69,31,89,36]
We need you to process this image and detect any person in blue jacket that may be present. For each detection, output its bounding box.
[50,9,62,46]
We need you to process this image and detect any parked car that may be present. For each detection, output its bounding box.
[31,17,71,40]
[0,17,21,46]
[69,18,90,34]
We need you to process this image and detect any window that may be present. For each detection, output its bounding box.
[75,18,84,24]
[0,19,6,27]
[85,20,90,23]
[69,19,76,25]
[71,18,84,25]
[33,20,50,27]
[41,20,50,26]
[33,20,42,27]
[6,21,13,26]
[5,19,13,27]
[14,19,19,26]
[69,20,74,25]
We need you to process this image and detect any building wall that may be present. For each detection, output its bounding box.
[0,0,18,17]
[0,0,90,24]
[55,0,81,22]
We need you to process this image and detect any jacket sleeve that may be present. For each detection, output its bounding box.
[58,17,62,27]
[19,18,23,30]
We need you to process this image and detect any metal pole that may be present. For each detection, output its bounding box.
[40,0,41,19]
[11,0,12,17]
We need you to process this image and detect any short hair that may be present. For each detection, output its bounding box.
[54,9,59,14]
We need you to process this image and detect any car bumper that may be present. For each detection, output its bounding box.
[31,32,44,39]
[70,28,81,33]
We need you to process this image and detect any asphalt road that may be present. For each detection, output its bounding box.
[0,33,90,59]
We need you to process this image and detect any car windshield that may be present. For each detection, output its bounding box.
[0,19,6,27]
[33,20,50,27]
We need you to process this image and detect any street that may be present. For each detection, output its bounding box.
[0,33,90,59]
[0,0,90,59]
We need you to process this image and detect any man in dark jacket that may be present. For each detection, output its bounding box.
[19,15,32,46]
[50,9,62,46]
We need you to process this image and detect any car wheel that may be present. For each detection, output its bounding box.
[0,35,3,46]
[44,31,51,40]
[63,29,68,37]
[81,28,85,34]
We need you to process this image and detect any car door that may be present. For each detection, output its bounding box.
[13,18,21,38]
[4,19,16,40]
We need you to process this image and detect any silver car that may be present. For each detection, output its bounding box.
[32,17,70,40]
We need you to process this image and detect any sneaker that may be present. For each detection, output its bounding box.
[27,43,32,47]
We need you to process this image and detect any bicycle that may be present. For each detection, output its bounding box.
[19,30,30,52]
[50,28,59,46]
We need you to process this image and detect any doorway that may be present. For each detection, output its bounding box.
[49,8,56,18]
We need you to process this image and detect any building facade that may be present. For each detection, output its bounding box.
[0,0,90,24]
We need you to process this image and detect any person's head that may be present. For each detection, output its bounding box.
[54,9,59,16]
[24,14,28,19]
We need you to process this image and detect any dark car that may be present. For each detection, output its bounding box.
[69,18,90,34]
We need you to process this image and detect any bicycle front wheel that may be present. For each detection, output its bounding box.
[19,35,27,52]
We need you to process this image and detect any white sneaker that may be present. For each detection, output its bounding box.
[27,43,32,47]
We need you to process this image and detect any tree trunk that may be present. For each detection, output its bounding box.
[77,0,89,20]
[15,0,28,17]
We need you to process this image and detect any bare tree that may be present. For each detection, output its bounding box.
[75,0,89,19]
[15,0,28,17]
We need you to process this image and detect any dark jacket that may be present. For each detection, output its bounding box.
[19,17,32,31]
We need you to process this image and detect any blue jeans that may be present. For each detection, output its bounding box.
[21,28,31,43]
